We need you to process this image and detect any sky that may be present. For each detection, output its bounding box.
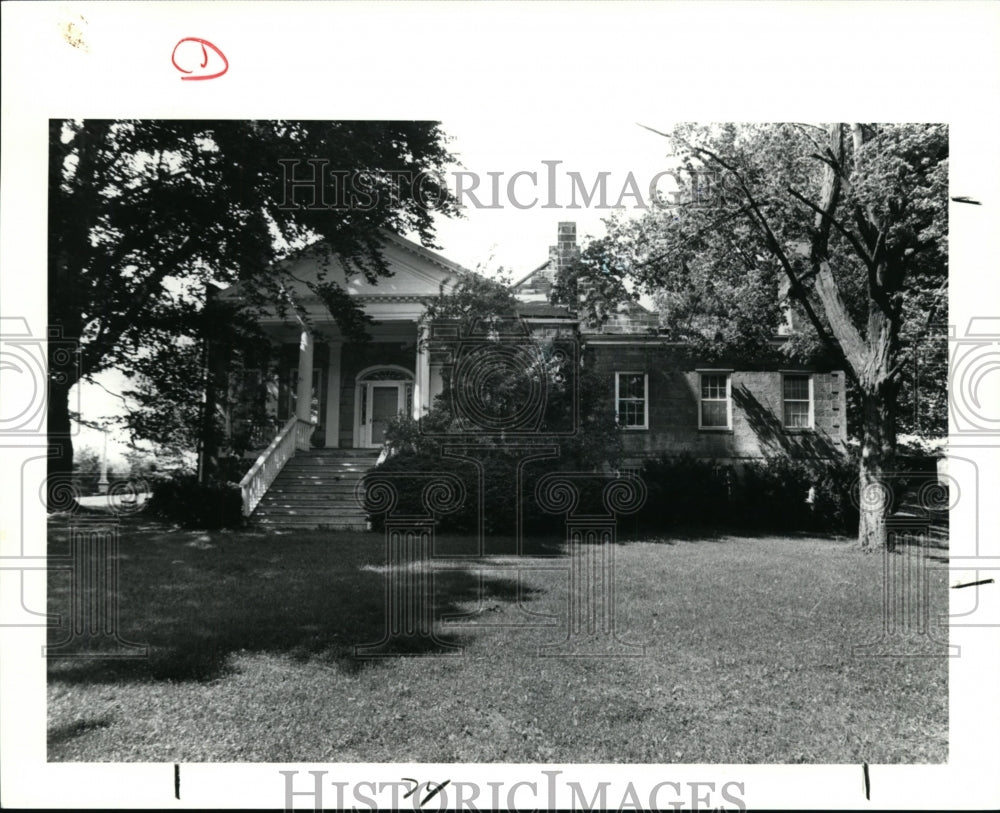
[427,116,679,275]
[72,116,681,467]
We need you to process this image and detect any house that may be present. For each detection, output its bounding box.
[214,223,847,527]
[510,223,848,469]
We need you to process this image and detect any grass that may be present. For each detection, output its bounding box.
[47,513,948,763]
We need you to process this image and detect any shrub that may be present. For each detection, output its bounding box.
[735,457,816,531]
[637,454,729,530]
[147,474,244,529]
[808,453,860,535]
[373,357,622,535]
[364,450,570,535]
[364,452,474,533]
[638,453,861,536]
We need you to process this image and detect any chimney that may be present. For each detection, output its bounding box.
[546,222,585,309]
[548,222,579,281]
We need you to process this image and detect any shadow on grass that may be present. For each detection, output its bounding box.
[46,516,547,685]
[47,714,114,747]
[617,525,855,544]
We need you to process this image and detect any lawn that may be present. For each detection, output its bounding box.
[47,513,948,763]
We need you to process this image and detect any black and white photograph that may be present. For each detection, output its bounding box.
[2,2,999,811]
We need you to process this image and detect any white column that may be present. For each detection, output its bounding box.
[97,427,109,494]
[414,324,431,417]
[295,327,314,423]
[325,341,341,447]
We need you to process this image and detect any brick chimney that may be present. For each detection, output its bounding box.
[549,222,579,268]
[548,221,582,295]
[515,222,582,303]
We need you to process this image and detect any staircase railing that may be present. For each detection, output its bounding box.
[238,416,314,516]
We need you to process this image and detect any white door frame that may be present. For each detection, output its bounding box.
[353,365,414,448]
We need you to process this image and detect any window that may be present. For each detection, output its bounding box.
[698,372,731,429]
[615,372,648,429]
[782,373,813,429]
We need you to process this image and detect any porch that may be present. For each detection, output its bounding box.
[229,320,448,521]
[229,320,441,454]
[211,231,469,522]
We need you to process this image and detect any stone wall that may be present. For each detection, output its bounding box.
[585,341,848,465]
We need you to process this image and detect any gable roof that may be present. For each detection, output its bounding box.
[511,259,553,290]
[218,228,475,307]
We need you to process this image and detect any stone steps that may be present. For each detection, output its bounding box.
[250,449,379,531]
[258,488,363,498]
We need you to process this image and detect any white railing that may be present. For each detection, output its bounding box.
[238,417,315,516]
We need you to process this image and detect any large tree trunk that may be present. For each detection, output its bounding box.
[47,378,78,512]
[857,386,897,550]
[814,263,899,549]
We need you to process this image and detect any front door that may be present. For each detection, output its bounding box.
[369,384,401,446]
[356,373,413,448]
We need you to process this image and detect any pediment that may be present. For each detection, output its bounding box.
[280,231,468,300]
[218,230,471,315]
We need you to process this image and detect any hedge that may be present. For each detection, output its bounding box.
[147,474,244,529]
[637,453,860,535]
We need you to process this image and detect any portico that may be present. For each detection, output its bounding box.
[223,231,455,455]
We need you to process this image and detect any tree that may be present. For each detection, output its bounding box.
[378,271,622,536]
[418,270,621,468]
[73,445,102,474]
[559,123,947,548]
[48,119,457,506]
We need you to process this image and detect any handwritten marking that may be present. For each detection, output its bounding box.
[401,778,452,807]
[952,578,994,589]
[862,762,870,800]
[171,38,228,81]
[174,763,180,800]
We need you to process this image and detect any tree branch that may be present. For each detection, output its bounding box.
[786,186,874,269]
[682,138,852,377]
[81,236,193,376]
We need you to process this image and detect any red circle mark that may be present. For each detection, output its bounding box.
[171,37,228,81]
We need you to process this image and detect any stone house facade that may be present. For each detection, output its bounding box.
[510,223,847,468]
[217,222,846,522]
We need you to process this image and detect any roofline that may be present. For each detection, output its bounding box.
[582,334,796,346]
[377,229,475,279]
[582,337,689,346]
[511,259,552,289]
[217,228,476,299]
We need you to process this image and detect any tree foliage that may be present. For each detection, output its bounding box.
[549,229,639,331]
[73,445,102,474]
[48,119,457,500]
[391,270,622,469]
[379,272,622,536]
[558,123,948,547]
[420,267,520,324]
